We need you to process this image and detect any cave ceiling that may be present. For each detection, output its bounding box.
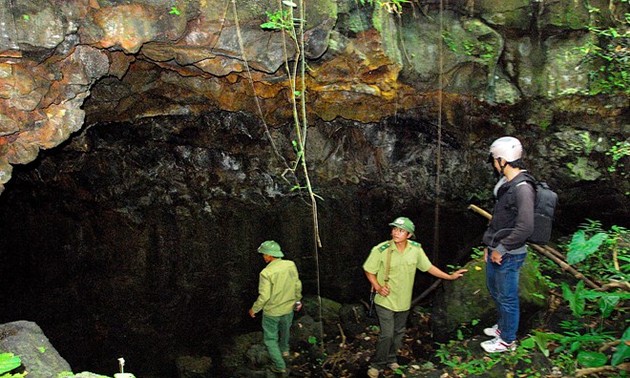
[0,0,628,195]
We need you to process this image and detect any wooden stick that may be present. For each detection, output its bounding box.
[575,362,630,377]
[411,278,444,307]
[529,243,601,289]
[599,281,630,292]
[468,204,602,290]
[336,323,346,347]
[468,204,492,221]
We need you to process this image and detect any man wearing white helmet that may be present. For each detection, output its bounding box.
[481,136,535,353]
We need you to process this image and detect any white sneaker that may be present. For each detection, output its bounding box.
[483,324,500,337]
[481,337,516,353]
[367,367,380,378]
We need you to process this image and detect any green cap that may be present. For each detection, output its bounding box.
[389,217,415,237]
[257,240,284,257]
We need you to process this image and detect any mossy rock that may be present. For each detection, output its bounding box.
[431,253,549,340]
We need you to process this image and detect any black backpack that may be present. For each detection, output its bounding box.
[518,173,559,245]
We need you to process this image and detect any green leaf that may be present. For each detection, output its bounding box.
[260,22,278,30]
[612,327,630,366]
[520,335,536,349]
[529,332,550,357]
[307,335,317,344]
[567,231,607,264]
[562,281,586,317]
[598,295,620,318]
[169,6,181,15]
[577,350,608,367]
[0,353,21,375]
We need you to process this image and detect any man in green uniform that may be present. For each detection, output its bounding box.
[249,240,302,375]
[363,217,467,378]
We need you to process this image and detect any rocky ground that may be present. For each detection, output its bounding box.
[221,251,629,378]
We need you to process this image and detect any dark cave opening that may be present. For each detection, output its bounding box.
[0,112,626,377]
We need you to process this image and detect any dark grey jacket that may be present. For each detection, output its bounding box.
[482,172,535,252]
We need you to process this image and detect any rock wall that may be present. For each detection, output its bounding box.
[0,0,627,193]
[0,0,628,376]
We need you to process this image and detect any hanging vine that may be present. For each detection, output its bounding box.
[232,0,325,349]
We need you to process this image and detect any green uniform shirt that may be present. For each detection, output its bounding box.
[252,259,302,317]
[363,240,432,312]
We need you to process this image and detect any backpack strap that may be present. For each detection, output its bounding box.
[378,243,393,286]
[384,246,392,286]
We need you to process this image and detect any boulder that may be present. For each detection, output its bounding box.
[0,320,72,378]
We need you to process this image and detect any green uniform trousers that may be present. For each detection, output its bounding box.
[262,311,294,369]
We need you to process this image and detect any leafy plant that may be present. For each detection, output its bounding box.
[578,6,630,95]
[565,221,629,282]
[566,230,608,265]
[577,349,609,367]
[358,0,410,14]
[169,6,181,16]
[0,353,20,375]
[260,9,295,31]
[606,139,630,176]
[0,353,25,378]
[562,280,589,317]
[435,339,499,375]
[612,326,630,366]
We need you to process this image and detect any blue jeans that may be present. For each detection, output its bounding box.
[372,304,409,368]
[262,312,293,369]
[486,253,526,343]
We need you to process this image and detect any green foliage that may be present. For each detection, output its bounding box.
[169,6,181,16]
[577,350,609,367]
[561,271,630,320]
[358,0,410,14]
[606,139,630,176]
[435,339,500,375]
[0,353,25,378]
[579,6,630,94]
[441,31,497,65]
[565,220,629,282]
[566,230,608,265]
[523,332,550,357]
[261,9,295,31]
[612,326,630,366]
[0,354,21,375]
[308,335,317,344]
[562,280,589,317]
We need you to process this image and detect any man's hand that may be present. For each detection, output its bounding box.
[377,285,390,297]
[490,250,503,265]
[248,308,256,318]
[449,269,468,280]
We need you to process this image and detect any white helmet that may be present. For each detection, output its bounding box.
[489,136,523,162]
